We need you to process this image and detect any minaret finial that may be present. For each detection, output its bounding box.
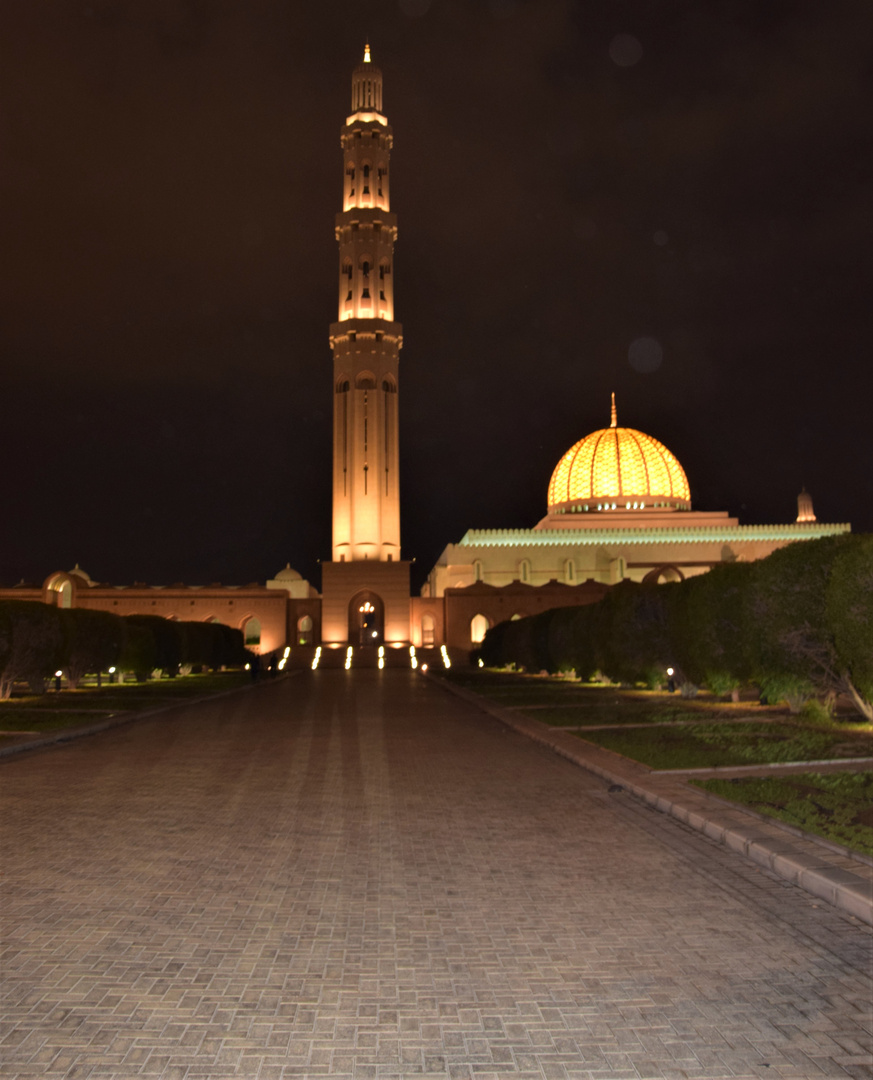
[796,487,816,523]
[610,392,617,428]
[363,42,371,63]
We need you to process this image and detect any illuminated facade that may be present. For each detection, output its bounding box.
[320,46,411,645]
[426,396,850,632]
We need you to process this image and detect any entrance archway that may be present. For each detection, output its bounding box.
[349,591,385,645]
[46,574,73,609]
[642,565,685,584]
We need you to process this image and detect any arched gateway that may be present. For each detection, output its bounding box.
[349,591,384,645]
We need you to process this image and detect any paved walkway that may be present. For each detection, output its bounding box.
[1,671,871,1080]
[437,681,873,926]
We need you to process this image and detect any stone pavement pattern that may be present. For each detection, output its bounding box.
[1,671,871,1080]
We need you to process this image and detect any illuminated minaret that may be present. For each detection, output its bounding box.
[329,44,402,563]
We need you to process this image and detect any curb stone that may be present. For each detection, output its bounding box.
[0,670,301,760]
[431,673,873,926]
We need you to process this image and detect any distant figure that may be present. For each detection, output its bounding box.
[250,654,261,681]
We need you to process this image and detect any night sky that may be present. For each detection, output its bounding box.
[3,0,871,593]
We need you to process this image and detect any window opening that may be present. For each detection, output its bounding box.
[243,616,262,648]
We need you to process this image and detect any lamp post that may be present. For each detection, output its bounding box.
[358,601,375,644]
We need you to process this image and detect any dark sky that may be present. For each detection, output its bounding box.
[3,0,871,591]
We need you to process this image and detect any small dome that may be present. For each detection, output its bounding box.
[68,564,93,584]
[273,563,302,582]
[548,394,690,514]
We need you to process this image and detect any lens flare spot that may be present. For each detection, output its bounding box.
[628,336,663,374]
[609,33,643,68]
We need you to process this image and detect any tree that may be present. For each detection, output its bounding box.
[827,535,873,720]
[0,601,64,698]
[60,608,125,689]
[597,581,673,687]
[123,615,184,676]
[119,622,158,682]
[668,562,754,698]
[744,535,864,714]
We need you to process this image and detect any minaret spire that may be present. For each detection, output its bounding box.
[329,48,403,563]
[320,49,411,647]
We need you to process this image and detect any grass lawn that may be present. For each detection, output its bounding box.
[445,669,782,726]
[693,772,873,856]
[0,711,117,733]
[0,671,252,737]
[447,668,873,854]
[515,704,696,727]
[576,722,873,770]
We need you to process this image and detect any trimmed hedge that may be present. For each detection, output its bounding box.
[0,600,65,698]
[59,608,125,689]
[478,534,873,719]
[0,601,248,695]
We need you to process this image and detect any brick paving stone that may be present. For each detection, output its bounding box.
[1,670,872,1080]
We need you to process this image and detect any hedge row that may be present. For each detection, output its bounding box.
[0,603,249,697]
[477,534,873,720]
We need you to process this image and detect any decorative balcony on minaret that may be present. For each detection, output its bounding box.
[329,44,402,565]
[322,47,410,646]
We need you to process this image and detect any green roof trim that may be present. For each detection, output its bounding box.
[456,523,851,548]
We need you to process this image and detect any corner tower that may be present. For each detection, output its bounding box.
[321,47,410,647]
[329,44,402,563]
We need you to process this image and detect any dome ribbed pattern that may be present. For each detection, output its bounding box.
[548,406,690,512]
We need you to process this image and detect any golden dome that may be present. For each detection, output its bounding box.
[547,394,691,514]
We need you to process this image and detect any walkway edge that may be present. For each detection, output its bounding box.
[430,674,873,927]
[0,672,301,760]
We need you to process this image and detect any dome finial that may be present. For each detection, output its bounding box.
[363,42,371,63]
[610,392,617,428]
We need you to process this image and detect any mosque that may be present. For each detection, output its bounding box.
[5,49,849,658]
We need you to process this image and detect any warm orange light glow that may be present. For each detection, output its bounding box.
[548,396,691,511]
[345,112,387,126]
[363,43,371,63]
